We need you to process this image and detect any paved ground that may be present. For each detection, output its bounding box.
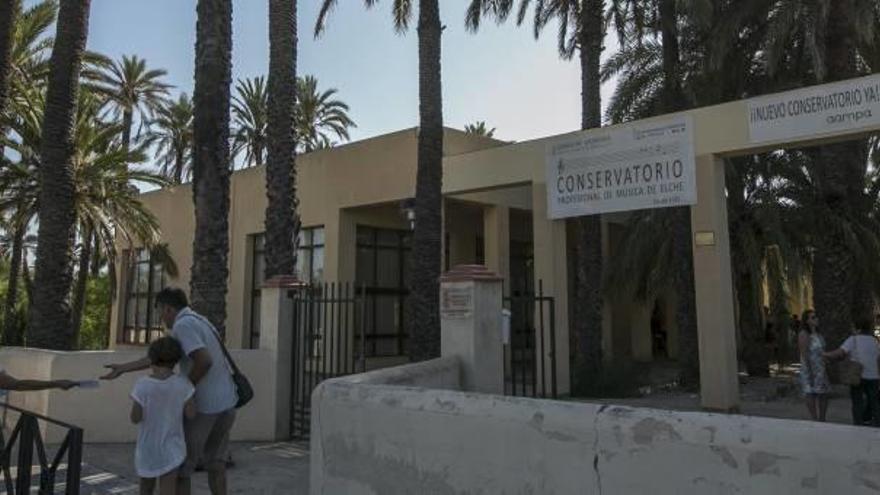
[581,365,861,426]
[77,441,310,494]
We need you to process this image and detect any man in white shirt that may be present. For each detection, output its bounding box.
[825,317,880,426]
[103,287,237,495]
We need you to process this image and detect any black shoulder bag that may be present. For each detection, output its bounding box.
[180,313,254,409]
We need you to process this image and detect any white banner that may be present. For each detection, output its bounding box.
[748,73,880,143]
[545,116,696,219]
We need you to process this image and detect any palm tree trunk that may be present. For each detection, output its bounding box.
[190,0,233,336]
[734,260,769,376]
[264,0,298,279]
[0,0,16,159]
[405,0,444,362]
[22,250,32,302]
[89,230,101,277]
[255,140,264,167]
[122,108,134,151]
[812,0,862,348]
[71,226,94,347]
[27,0,91,350]
[571,0,605,392]
[0,0,15,122]
[174,148,185,184]
[726,160,769,375]
[658,0,700,386]
[3,221,25,346]
[103,257,117,349]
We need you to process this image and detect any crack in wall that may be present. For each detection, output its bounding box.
[593,405,608,495]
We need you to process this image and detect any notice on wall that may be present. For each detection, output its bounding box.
[440,285,473,320]
[546,116,696,219]
[748,73,880,144]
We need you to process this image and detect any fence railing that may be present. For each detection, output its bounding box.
[503,280,557,399]
[290,283,367,439]
[1,402,83,494]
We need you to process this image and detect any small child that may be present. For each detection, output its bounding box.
[131,337,196,495]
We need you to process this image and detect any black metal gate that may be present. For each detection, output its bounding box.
[504,281,557,399]
[1,403,83,494]
[290,283,366,439]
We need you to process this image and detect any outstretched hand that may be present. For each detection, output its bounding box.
[101,364,124,380]
[55,380,77,390]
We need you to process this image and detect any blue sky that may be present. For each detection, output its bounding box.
[29,0,618,144]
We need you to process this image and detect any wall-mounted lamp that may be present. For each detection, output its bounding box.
[400,198,416,231]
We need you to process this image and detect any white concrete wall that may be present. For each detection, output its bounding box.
[0,347,277,443]
[312,365,880,494]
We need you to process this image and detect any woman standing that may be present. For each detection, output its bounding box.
[798,310,830,421]
[825,317,880,426]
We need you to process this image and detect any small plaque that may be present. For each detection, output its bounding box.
[695,231,716,246]
[441,286,473,319]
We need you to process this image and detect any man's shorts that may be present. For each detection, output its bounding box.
[180,409,236,477]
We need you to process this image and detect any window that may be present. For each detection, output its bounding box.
[356,226,411,357]
[248,227,324,348]
[120,248,167,345]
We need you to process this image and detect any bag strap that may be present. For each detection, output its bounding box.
[178,313,241,375]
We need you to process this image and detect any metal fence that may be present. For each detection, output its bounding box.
[1,402,83,495]
[289,283,366,439]
[503,281,557,399]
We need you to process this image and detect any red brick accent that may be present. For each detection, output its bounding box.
[262,275,308,289]
[439,264,502,283]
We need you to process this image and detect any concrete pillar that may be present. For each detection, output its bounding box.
[260,275,306,439]
[483,205,511,295]
[323,208,356,283]
[440,265,504,394]
[532,185,571,396]
[691,155,740,411]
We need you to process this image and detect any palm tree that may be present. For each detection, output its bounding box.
[467,0,607,391]
[146,93,193,184]
[764,0,877,346]
[317,0,445,361]
[233,74,356,167]
[463,121,495,138]
[3,88,168,345]
[653,0,702,385]
[264,0,298,280]
[93,54,171,150]
[190,0,233,336]
[0,0,18,122]
[1,0,56,158]
[28,0,92,350]
[0,210,26,345]
[295,75,355,153]
[231,76,268,167]
[7,0,56,89]
[0,225,35,346]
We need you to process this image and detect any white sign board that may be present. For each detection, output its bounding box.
[546,116,696,219]
[748,73,880,143]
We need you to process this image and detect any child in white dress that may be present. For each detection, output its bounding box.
[130,337,196,494]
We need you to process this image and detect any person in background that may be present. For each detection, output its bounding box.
[825,317,880,427]
[131,337,196,495]
[798,310,830,421]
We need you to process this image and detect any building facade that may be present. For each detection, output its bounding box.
[110,127,691,396]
